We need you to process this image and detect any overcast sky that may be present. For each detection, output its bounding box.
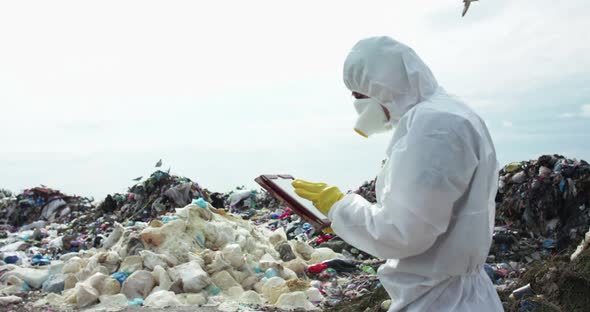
[1,0,589,199]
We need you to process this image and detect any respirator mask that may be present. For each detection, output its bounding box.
[353,98,393,138]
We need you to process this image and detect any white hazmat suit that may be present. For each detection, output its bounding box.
[329,37,504,311]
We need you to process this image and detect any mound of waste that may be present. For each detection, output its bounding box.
[495,154,590,252]
[0,202,381,311]
[489,155,590,311]
[0,172,382,311]
[96,171,285,224]
[2,154,589,311]
[353,180,377,204]
[0,187,94,229]
[97,170,207,222]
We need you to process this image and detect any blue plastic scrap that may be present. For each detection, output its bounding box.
[519,300,536,312]
[205,284,220,296]
[193,198,208,208]
[31,254,51,266]
[4,255,19,264]
[128,298,144,306]
[160,216,179,224]
[20,282,31,292]
[542,239,556,249]
[484,264,495,281]
[265,268,279,279]
[112,271,130,284]
[196,233,205,248]
[500,243,509,253]
[559,179,567,192]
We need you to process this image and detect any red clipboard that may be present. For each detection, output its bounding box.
[255,174,331,230]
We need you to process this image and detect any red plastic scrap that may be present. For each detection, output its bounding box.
[308,263,329,274]
[315,234,335,244]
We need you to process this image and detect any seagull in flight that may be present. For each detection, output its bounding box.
[462,0,478,17]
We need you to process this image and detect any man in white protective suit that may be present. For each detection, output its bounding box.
[292,36,504,311]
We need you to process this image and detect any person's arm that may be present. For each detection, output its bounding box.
[329,113,479,259]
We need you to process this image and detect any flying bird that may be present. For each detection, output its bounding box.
[462,0,478,17]
[132,176,142,181]
[155,159,163,167]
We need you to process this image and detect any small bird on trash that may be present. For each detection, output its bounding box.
[155,159,162,167]
[132,176,142,181]
[462,0,478,17]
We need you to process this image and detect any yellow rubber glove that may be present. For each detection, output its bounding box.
[291,180,344,215]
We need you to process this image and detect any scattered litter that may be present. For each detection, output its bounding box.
[1,155,588,311]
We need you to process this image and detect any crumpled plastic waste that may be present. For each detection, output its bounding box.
[3,255,19,264]
[323,259,357,273]
[111,271,130,285]
[31,254,51,266]
[193,198,208,208]
[308,263,328,274]
[128,297,144,306]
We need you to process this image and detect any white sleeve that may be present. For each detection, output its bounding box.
[328,114,479,259]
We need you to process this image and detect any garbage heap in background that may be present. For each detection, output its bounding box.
[490,155,590,311]
[495,154,590,252]
[353,180,377,204]
[0,187,94,230]
[96,170,207,222]
[1,154,589,312]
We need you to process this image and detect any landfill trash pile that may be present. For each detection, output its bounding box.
[219,187,285,221]
[0,189,12,202]
[0,201,381,311]
[352,179,377,204]
[98,170,207,223]
[0,187,94,229]
[506,239,590,312]
[254,191,284,212]
[2,154,589,311]
[0,173,382,312]
[495,154,590,252]
[487,155,590,311]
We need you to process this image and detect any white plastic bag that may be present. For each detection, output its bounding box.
[144,290,182,308]
[121,270,155,299]
[168,261,210,293]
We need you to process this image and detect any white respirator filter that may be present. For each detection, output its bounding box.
[353,98,392,138]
